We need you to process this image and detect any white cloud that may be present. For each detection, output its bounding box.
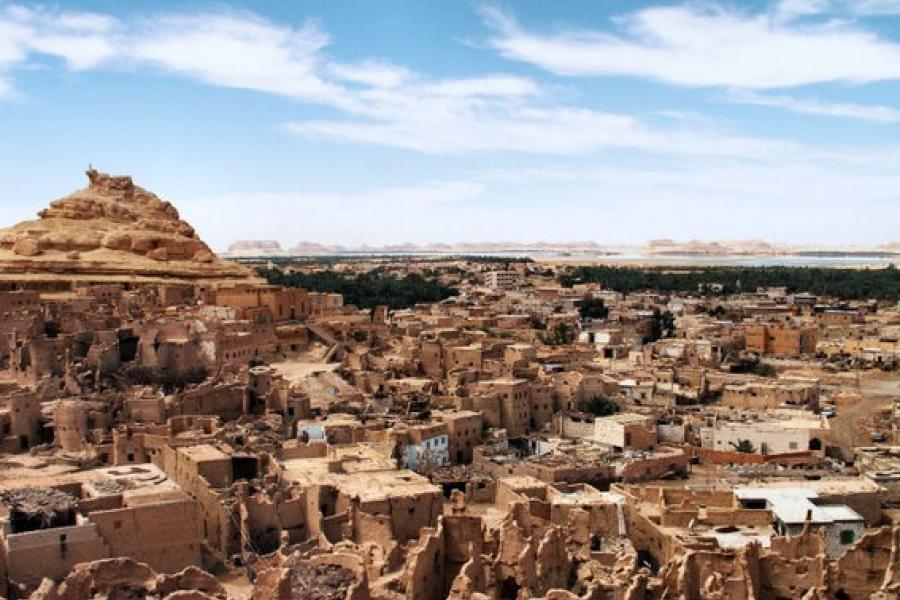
[851,0,900,15]
[285,106,647,154]
[422,75,540,98]
[725,90,900,122]
[328,60,413,88]
[128,12,349,106]
[0,3,119,97]
[772,0,832,23]
[482,4,900,88]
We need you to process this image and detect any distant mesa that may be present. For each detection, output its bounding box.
[223,240,613,256]
[643,239,782,256]
[0,169,262,288]
[226,240,285,257]
[222,238,900,259]
[287,241,346,255]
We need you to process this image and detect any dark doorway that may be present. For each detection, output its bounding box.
[232,456,258,481]
[499,578,520,599]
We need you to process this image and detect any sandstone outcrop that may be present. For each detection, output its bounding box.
[0,169,262,287]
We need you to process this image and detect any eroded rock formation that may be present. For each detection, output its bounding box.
[0,169,261,287]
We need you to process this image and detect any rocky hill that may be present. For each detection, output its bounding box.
[0,169,262,287]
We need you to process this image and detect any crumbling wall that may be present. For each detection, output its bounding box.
[173,383,247,422]
[4,522,110,593]
[831,526,900,599]
[54,401,87,453]
[88,497,202,573]
[404,523,446,600]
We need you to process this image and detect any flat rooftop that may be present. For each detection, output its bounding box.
[279,457,440,502]
[735,487,864,525]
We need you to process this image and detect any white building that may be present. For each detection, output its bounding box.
[701,414,826,456]
[402,434,449,473]
[735,487,866,558]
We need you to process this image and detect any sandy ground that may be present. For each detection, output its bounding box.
[270,360,340,384]
[830,371,900,454]
[218,571,253,600]
[0,456,83,489]
[268,341,342,384]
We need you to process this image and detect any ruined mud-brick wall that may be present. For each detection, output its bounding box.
[467,478,495,504]
[125,396,166,424]
[659,507,771,529]
[404,524,447,600]
[759,549,827,599]
[831,527,900,599]
[111,428,152,465]
[2,390,42,452]
[663,548,759,600]
[471,449,516,480]
[352,508,395,556]
[172,383,247,421]
[305,484,347,544]
[527,498,552,522]
[655,487,735,508]
[617,451,689,482]
[349,489,444,544]
[549,502,623,538]
[151,339,207,374]
[240,489,308,555]
[88,496,202,573]
[22,337,68,383]
[499,393,530,438]
[495,478,546,509]
[622,503,680,566]
[153,445,236,560]
[443,514,483,576]
[3,522,110,592]
[560,414,595,440]
[522,461,614,486]
[529,384,556,431]
[419,340,444,378]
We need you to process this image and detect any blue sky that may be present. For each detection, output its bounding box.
[1,0,899,249]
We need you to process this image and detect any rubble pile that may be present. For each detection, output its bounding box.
[1,487,77,532]
[288,562,357,600]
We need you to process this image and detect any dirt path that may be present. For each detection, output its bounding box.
[829,372,900,454]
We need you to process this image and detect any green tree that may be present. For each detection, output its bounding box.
[527,316,547,330]
[257,267,457,310]
[559,264,900,301]
[729,439,757,454]
[543,323,576,346]
[751,362,776,377]
[579,296,609,320]
[644,309,676,344]
[581,395,619,416]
